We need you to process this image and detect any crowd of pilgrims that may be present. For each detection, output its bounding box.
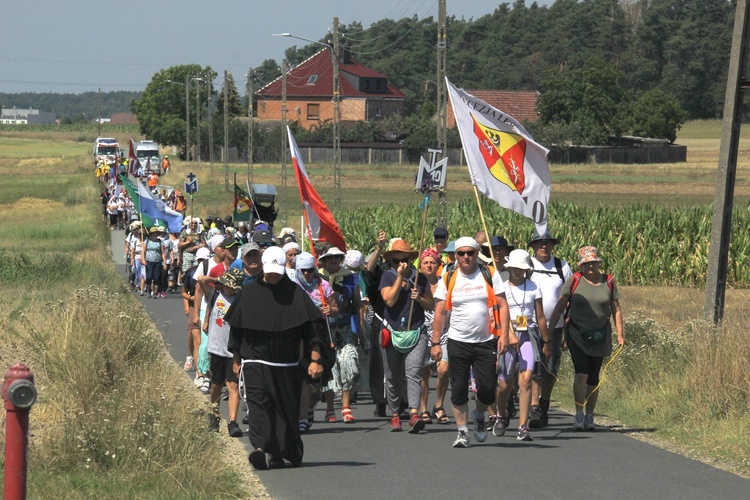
[119,213,624,470]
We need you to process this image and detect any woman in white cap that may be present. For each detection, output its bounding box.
[318,246,365,423]
[494,249,550,441]
[547,246,624,431]
[283,241,301,281]
[294,251,339,433]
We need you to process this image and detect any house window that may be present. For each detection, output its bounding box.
[364,79,371,91]
[307,104,320,120]
[307,75,318,84]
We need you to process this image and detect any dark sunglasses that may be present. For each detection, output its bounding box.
[391,257,410,265]
[257,242,274,248]
[300,268,316,273]
[456,250,476,257]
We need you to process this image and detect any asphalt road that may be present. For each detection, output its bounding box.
[111,230,748,499]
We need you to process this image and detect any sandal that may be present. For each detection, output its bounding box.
[420,410,433,424]
[433,406,450,424]
[342,407,356,423]
[325,409,337,423]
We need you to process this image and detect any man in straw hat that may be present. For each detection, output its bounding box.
[528,229,571,428]
[379,239,434,433]
[430,237,511,448]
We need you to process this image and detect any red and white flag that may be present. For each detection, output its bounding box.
[128,138,142,178]
[287,126,346,251]
[446,78,551,235]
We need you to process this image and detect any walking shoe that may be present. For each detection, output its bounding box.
[199,377,210,394]
[452,430,470,448]
[227,420,243,437]
[473,411,487,442]
[573,412,585,431]
[194,375,203,388]
[584,414,597,432]
[184,356,195,372]
[208,413,220,432]
[529,405,543,429]
[248,449,268,470]
[390,414,402,432]
[491,414,506,437]
[517,425,533,441]
[150,291,154,299]
[242,413,248,425]
[408,412,425,434]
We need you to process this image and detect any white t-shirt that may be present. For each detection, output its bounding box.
[530,257,572,329]
[503,279,542,327]
[434,266,504,344]
[206,290,236,357]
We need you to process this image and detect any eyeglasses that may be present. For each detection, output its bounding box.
[257,242,274,248]
[456,250,476,257]
[434,236,447,240]
[391,257,410,265]
[300,268,316,273]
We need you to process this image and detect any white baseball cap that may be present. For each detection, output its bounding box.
[262,246,286,275]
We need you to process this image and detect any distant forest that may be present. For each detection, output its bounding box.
[0,91,140,122]
[1,0,736,122]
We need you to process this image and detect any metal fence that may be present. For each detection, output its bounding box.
[216,144,686,165]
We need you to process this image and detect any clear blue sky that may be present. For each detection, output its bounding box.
[1,0,553,94]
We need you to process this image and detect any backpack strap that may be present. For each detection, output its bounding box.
[554,257,565,282]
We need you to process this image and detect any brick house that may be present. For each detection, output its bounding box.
[256,49,405,129]
[446,89,540,127]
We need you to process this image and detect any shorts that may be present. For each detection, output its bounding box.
[210,353,238,385]
[539,327,564,381]
[447,337,497,407]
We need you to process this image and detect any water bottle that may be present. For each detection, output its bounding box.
[400,317,406,331]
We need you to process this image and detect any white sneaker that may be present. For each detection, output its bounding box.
[194,375,203,388]
[573,412,585,431]
[199,377,211,394]
[452,430,470,448]
[184,356,195,372]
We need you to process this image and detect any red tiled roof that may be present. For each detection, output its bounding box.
[110,112,138,124]
[458,90,540,123]
[257,49,405,99]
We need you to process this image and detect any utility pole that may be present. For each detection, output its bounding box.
[208,71,214,171]
[704,0,750,323]
[97,87,102,137]
[436,0,449,226]
[332,16,342,212]
[224,70,229,191]
[185,74,190,161]
[247,67,253,185]
[196,74,201,169]
[281,60,288,226]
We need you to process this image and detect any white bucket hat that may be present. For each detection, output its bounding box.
[317,246,346,263]
[505,249,533,270]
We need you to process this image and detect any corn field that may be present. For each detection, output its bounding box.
[338,199,750,287]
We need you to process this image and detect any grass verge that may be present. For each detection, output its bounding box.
[0,147,262,497]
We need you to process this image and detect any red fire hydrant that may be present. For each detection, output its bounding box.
[2,364,37,500]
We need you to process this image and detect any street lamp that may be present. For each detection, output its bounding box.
[273,28,341,211]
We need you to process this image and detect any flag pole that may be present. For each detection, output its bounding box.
[472,185,496,266]
[407,193,430,328]
[302,206,335,348]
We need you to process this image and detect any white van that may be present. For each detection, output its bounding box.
[93,137,121,167]
[135,140,161,175]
